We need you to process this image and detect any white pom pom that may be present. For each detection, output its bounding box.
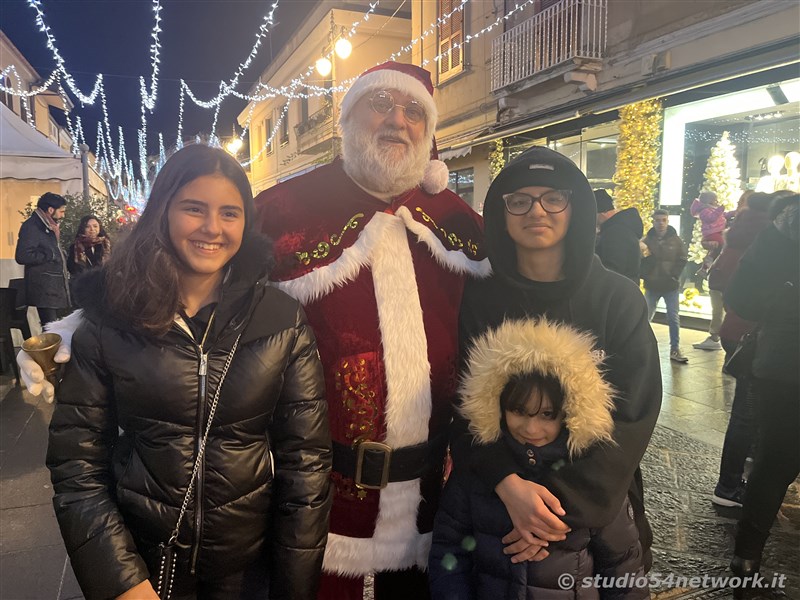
[421,159,449,195]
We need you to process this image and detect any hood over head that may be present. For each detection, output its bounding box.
[602,207,644,238]
[459,318,615,457]
[483,146,597,295]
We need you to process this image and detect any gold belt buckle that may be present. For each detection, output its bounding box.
[354,440,392,490]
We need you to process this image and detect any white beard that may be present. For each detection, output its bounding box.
[341,120,431,198]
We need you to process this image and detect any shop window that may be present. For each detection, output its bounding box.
[448,168,475,210]
[266,118,274,155]
[438,0,464,81]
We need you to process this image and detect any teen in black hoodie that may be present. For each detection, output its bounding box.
[454,146,661,569]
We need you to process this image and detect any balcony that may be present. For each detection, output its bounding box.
[491,0,607,93]
[294,102,335,155]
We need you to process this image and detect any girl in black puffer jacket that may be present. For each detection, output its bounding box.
[47,145,332,600]
[430,319,648,599]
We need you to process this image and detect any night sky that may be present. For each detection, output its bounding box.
[1,0,310,158]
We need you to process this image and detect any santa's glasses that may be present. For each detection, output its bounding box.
[369,90,426,124]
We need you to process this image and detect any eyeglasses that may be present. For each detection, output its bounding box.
[369,90,426,124]
[503,190,572,215]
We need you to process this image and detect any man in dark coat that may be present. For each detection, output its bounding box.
[595,189,643,282]
[641,208,688,363]
[15,192,71,326]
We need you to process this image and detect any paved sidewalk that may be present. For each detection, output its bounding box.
[0,323,797,599]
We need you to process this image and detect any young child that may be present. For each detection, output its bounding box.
[430,319,648,599]
[691,191,727,276]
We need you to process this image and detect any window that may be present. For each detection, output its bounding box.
[0,76,12,111]
[21,99,35,126]
[49,118,60,144]
[280,106,289,146]
[300,88,309,124]
[448,168,475,210]
[438,0,464,80]
[266,118,274,155]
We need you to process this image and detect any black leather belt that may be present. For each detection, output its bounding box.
[332,435,448,490]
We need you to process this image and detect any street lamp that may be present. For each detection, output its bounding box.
[316,56,332,77]
[335,36,352,59]
[225,137,243,156]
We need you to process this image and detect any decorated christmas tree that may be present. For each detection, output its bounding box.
[688,131,741,264]
[612,99,663,230]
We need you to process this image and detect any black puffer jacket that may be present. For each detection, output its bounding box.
[725,199,799,384]
[15,211,70,308]
[454,147,661,569]
[432,320,647,599]
[596,208,643,283]
[47,237,332,600]
[640,225,686,294]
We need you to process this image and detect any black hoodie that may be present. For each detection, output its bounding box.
[596,207,644,282]
[455,147,662,565]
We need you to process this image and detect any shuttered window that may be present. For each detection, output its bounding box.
[438,0,464,80]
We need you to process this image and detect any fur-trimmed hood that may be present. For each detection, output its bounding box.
[459,319,615,457]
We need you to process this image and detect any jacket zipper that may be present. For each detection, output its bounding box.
[183,310,216,576]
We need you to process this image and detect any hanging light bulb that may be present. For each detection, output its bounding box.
[316,56,332,77]
[335,37,352,59]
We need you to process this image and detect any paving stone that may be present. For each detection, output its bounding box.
[0,503,62,553]
[0,544,68,600]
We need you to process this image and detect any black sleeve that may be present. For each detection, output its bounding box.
[544,293,661,529]
[66,244,79,275]
[268,305,332,600]
[724,232,772,322]
[15,220,53,266]
[47,321,150,600]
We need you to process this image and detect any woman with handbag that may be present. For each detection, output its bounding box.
[724,193,799,579]
[46,144,332,600]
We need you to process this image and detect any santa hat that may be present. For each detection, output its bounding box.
[339,61,449,195]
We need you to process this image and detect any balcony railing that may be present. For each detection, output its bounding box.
[491,0,607,92]
[294,102,334,154]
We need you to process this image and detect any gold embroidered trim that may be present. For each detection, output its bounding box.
[414,207,479,256]
[295,212,365,265]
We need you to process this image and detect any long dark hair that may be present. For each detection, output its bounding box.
[75,214,108,239]
[104,144,254,336]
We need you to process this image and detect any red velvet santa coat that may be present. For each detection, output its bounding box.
[255,158,489,577]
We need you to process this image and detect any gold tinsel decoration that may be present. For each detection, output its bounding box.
[489,138,505,182]
[612,99,663,231]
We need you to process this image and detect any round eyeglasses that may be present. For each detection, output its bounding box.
[369,90,426,124]
[502,190,572,215]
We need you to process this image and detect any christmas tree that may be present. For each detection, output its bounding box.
[689,131,741,264]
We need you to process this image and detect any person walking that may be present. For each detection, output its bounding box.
[725,193,799,579]
[47,145,332,600]
[15,192,71,327]
[641,209,689,363]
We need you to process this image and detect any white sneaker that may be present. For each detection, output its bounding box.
[693,336,722,351]
[670,348,689,363]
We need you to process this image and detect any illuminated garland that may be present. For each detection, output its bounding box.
[612,98,663,229]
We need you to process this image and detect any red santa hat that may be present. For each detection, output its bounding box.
[339,61,449,195]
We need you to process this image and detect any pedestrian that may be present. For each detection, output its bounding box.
[454,147,661,575]
[430,319,649,599]
[710,192,772,507]
[67,214,112,277]
[640,208,689,363]
[14,192,71,327]
[726,193,799,579]
[46,144,332,600]
[690,190,726,278]
[594,188,643,283]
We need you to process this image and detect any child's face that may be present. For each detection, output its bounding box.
[505,390,563,447]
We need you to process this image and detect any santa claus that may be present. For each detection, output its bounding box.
[255,61,489,599]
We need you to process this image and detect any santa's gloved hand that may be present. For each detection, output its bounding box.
[17,310,83,403]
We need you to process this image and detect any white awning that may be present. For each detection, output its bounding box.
[439,145,472,161]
